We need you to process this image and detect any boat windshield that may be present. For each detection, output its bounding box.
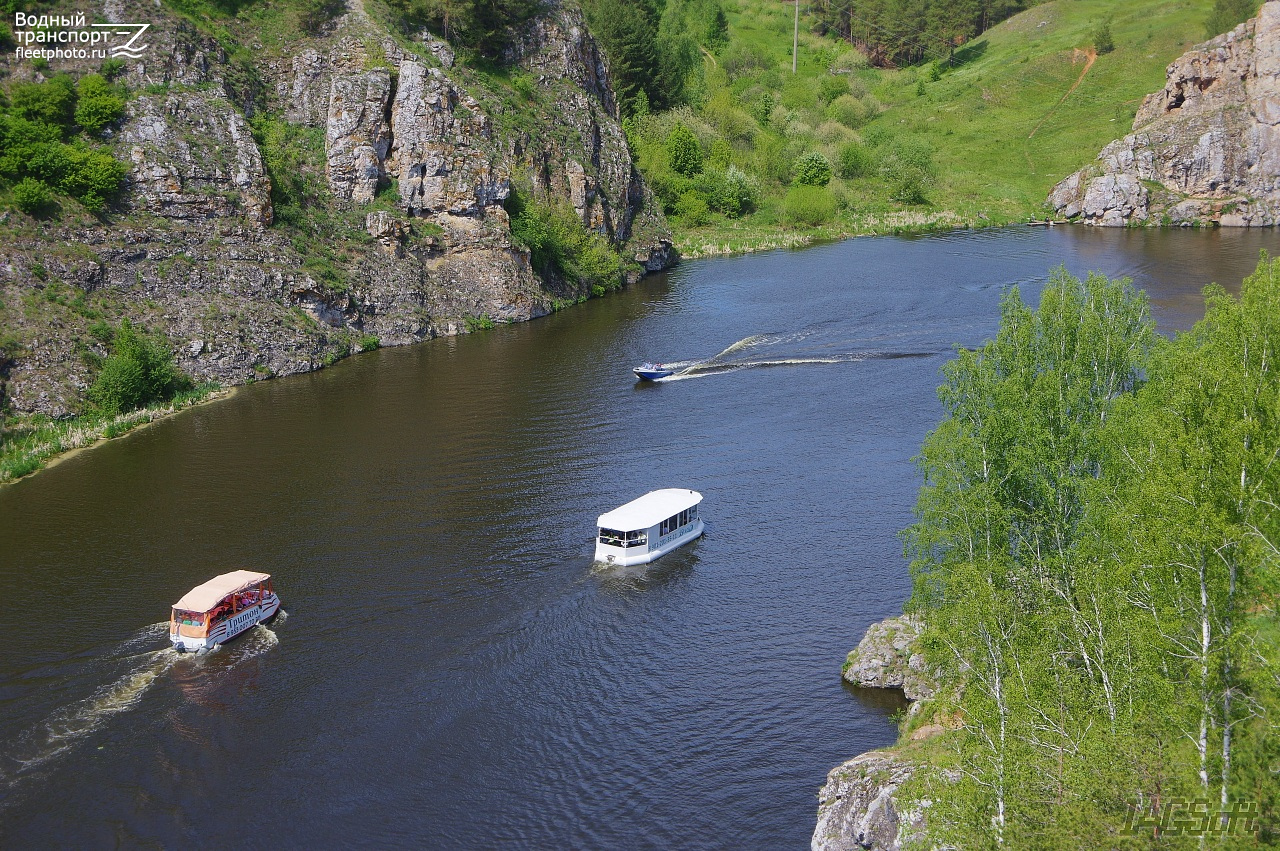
[599,528,648,548]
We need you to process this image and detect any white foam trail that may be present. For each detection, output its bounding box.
[3,649,177,782]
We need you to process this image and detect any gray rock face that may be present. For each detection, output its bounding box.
[121,92,273,228]
[1050,1,1280,226]
[391,61,510,216]
[326,69,393,204]
[813,752,927,851]
[842,615,937,703]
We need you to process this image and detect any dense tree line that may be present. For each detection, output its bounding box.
[904,258,1280,845]
[811,0,1039,66]
[384,0,541,56]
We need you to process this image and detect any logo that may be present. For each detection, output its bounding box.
[12,12,152,63]
[1124,799,1259,837]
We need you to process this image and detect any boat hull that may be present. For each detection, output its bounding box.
[595,520,703,566]
[171,595,281,653]
[633,367,673,381]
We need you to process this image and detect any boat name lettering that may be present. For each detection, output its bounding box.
[228,607,259,633]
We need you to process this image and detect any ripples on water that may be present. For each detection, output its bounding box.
[0,227,1273,847]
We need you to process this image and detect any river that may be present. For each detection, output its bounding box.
[0,226,1273,848]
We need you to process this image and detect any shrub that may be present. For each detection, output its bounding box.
[675,192,711,226]
[10,75,77,135]
[508,189,626,292]
[74,74,126,135]
[666,123,703,177]
[817,74,850,104]
[1092,19,1115,55]
[835,141,874,179]
[722,42,772,78]
[825,94,872,129]
[879,138,937,204]
[792,152,833,187]
[1206,0,1259,38]
[11,177,54,216]
[55,145,128,211]
[88,320,190,415]
[783,185,836,226]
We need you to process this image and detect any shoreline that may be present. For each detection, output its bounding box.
[0,384,236,487]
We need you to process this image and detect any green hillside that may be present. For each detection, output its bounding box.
[626,0,1218,255]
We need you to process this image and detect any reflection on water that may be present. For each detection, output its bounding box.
[0,227,1272,848]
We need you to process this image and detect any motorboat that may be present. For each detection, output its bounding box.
[633,363,674,381]
[170,570,281,653]
[595,489,704,566]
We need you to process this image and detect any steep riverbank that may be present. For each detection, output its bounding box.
[0,0,673,423]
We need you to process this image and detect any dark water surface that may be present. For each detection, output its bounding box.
[0,227,1273,848]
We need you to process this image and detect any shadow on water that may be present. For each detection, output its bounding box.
[843,682,911,718]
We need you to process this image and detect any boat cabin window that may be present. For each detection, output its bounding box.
[659,504,701,537]
[174,609,205,626]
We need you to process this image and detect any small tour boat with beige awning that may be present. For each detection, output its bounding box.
[170,570,281,654]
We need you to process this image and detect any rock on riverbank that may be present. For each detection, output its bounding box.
[816,616,946,850]
[1049,1,1280,226]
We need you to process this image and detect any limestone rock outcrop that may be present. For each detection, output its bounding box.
[121,91,273,228]
[391,61,509,216]
[1050,1,1280,226]
[326,69,393,204]
[842,615,938,704]
[813,752,928,851]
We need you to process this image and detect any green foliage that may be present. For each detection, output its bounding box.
[87,320,192,416]
[0,73,129,214]
[296,0,344,34]
[250,115,324,223]
[384,0,540,57]
[674,192,711,226]
[878,138,936,203]
[1205,0,1260,38]
[10,75,77,135]
[11,177,54,216]
[507,189,627,293]
[695,166,759,217]
[825,93,874,129]
[782,185,836,225]
[666,123,703,177]
[835,141,873,179]
[791,151,832,187]
[812,0,1036,66]
[905,259,1280,845]
[74,74,126,136]
[358,334,380,351]
[1092,19,1115,55]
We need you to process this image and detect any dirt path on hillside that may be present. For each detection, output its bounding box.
[1028,47,1097,139]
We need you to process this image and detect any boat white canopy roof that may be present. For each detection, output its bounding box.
[173,570,271,612]
[597,489,702,531]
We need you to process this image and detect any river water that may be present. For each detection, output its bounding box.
[0,227,1273,848]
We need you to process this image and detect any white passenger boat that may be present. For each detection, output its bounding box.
[595,489,704,566]
[170,570,281,654]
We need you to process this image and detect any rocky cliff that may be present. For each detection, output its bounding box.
[0,0,674,417]
[1049,0,1280,226]
[815,616,948,851]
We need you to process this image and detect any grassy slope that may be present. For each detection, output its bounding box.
[882,0,1211,220]
[669,0,1212,254]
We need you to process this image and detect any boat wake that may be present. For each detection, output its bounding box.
[0,647,179,787]
[0,619,284,796]
[652,326,942,382]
